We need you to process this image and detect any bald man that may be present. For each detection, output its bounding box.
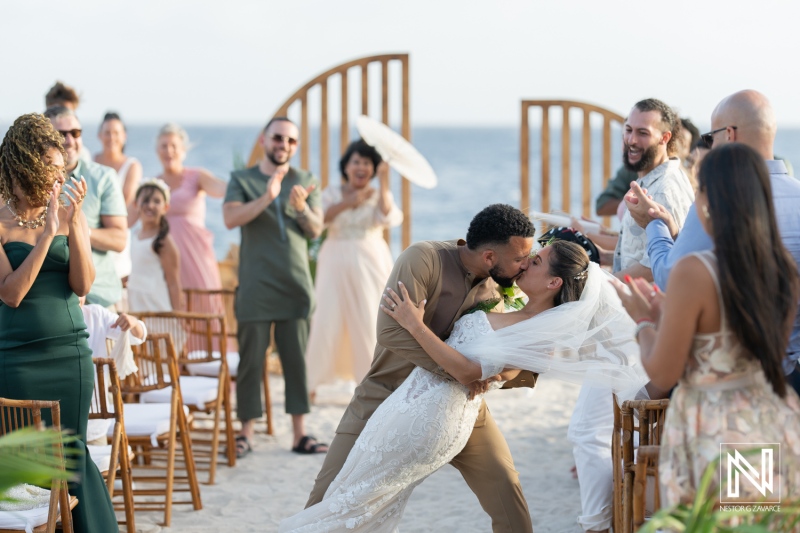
[626,90,800,394]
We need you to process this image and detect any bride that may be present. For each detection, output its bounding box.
[279,241,647,532]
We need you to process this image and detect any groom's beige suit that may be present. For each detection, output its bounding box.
[307,239,536,532]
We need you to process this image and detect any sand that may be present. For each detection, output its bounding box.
[130,375,584,533]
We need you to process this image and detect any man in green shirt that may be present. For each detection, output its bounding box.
[223,117,326,456]
[45,106,127,308]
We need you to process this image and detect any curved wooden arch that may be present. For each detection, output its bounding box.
[520,99,625,224]
[248,53,412,249]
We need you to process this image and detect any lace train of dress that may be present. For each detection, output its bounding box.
[279,312,499,532]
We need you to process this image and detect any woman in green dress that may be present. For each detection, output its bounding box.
[0,113,119,532]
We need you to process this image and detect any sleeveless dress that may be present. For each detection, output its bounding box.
[280,311,502,532]
[127,230,173,312]
[306,185,403,391]
[111,156,138,280]
[659,251,800,508]
[164,168,222,291]
[0,236,119,533]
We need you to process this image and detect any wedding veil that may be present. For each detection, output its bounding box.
[458,263,649,400]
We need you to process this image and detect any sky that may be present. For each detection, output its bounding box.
[2,0,799,128]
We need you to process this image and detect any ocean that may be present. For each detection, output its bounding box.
[4,123,800,259]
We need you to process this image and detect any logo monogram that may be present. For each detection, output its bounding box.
[720,443,781,505]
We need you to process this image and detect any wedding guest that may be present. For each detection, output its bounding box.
[45,80,80,110]
[95,112,141,298]
[44,106,128,309]
[0,113,118,532]
[223,117,325,457]
[614,143,800,510]
[145,123,225,292]
[626,90,800,394]
[612,99,694,281]
[305,140,403,396]
[127,178,181,312]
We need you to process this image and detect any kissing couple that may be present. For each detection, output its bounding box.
[281,204,647,532]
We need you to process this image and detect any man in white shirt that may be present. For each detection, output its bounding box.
[612,99,694,281]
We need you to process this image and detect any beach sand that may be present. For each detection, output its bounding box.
[131,375,585,532]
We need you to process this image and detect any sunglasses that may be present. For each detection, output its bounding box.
[270,133,297,146]
[699,125,736,149]
[58,128,82,139]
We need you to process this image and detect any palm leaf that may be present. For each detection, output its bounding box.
[0,427,78,497]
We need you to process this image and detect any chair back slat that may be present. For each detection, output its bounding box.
[520,100,625,226]
[123,333,177,393]
[133,311,228,367]
[89,359,123,420]
[246,53,413,249]
[184,289,237,337]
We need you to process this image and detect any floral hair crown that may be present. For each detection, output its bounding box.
[136,177,171,203]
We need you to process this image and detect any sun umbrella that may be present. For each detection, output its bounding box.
[355,115,438,189]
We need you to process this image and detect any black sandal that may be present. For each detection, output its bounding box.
[291,435,328,454]
[235,435,253,459]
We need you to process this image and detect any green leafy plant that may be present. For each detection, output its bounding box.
[638,454,800,533]
[0,427,77,501]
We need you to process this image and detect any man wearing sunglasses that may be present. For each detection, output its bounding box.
[223,117,327,457]
[626,89,800,395]
[44,106,128,310]
[611,99,694,283]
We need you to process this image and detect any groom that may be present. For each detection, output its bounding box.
[307,204,537,532]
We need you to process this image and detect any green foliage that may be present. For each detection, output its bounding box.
[637,454,800,533]
[0,427,78,500]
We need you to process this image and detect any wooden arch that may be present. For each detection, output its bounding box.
[520,100,625,223]
[248,53,412,249]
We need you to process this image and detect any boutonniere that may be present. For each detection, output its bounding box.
[500,285,526,311]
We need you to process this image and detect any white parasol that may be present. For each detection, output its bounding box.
[355,115,438,189]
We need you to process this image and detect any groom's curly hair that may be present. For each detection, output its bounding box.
[466,204,534,250]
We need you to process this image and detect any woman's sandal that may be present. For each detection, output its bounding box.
[235,435,253,459]
[291,435,328,454]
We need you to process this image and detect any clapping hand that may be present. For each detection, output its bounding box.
[44,181,62,237]
[266,167,287,202]
[610,275,665,323]
[624,182,679,238]
[381,281,425,331]
[289,183,316,212]
[63,175,87,225]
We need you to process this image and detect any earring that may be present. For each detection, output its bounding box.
[702,205,711,220]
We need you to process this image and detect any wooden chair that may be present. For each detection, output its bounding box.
[133,311,235,483]
[122,333,202,526]
[611,396,670,532]
[88,358,135,531]
[0,398,77,533]
[633,445,661,529]
[184,288,274,435]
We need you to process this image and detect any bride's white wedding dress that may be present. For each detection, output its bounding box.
[279,311,503,532]
[280,263,648,532]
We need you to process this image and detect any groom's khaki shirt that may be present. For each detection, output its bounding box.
[337,239,537,435]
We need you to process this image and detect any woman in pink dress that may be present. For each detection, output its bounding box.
[152,123,226,292]
[306,139,403,396]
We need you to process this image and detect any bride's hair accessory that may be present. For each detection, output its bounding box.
[573,266,589,280]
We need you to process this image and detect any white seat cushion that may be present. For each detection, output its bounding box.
[185,351,240,378]
[86,419,112,443]
[0,484,50,532]
[114,403,189,446]
[87,444,134,472]
[139,376,219,409]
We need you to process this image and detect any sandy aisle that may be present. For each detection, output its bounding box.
[132,375,584,532]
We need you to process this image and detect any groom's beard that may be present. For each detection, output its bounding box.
[489,265,518,288]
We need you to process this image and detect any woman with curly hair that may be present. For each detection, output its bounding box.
[0,113,118,532]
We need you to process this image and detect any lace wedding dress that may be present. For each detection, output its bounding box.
[279,311,503,532]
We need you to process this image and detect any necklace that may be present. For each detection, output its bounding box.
[5,200,48,229]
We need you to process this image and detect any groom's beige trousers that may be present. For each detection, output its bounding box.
[305,240,534,533]
[307,400,533,533]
